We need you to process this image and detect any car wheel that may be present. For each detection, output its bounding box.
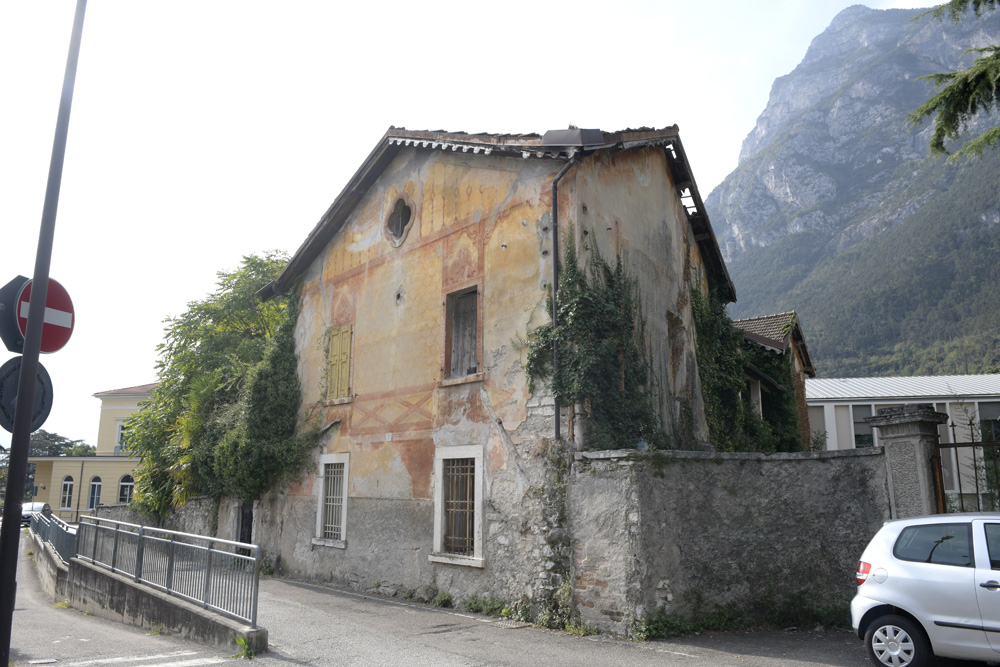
[864,615,931,667]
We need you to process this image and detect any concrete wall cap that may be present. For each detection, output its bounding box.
[866,403,949,427]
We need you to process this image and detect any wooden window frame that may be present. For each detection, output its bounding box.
[326,325,353,403]
[313,452,349,549]
[441,281,483,385]
[430,445,483,568]
[118,475,134,504]
[88,476,102,510]
[60,476,74,510]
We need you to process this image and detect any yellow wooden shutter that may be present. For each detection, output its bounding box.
[327,325,352,399]
[337,325,352,398]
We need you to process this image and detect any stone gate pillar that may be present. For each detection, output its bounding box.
[868,404,948,519]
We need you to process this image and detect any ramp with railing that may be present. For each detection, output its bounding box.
[30,512,78,563]
[75,516,261,628]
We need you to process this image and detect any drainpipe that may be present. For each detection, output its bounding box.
[551,153,577,442]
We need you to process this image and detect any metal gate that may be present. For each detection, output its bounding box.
[933,440,1000,513]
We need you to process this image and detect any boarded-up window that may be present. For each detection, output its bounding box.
[443,458,475,556]
[447,290,478,378]
[327,325,352,399]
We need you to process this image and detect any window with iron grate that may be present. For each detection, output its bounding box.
[314,452,349,548]
[443,458,475,555]
[431,445,483,567]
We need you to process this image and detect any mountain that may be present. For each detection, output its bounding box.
[705,4,1000,378]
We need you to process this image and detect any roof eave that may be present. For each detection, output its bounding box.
[263,126,735,303]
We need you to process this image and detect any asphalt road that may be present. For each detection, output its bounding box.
[9,530,999,666]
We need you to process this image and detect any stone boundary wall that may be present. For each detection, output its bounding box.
[568,448,890,635]
[91,498,218,535]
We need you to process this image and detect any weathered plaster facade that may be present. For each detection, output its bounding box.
[251,127,734,617]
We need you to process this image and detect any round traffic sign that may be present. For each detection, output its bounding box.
[16,278,75,354]
[0,356,54,433]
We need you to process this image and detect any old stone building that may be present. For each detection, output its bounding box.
[253,126,733,620]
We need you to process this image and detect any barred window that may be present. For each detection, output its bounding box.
[322,462,345,540]
[431,446,482,567]
[314,453,349,547]
[443,458,475,556]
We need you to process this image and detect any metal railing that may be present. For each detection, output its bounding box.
[933,440,1000,513]
[30,512,78,563]
[76,516,261,627]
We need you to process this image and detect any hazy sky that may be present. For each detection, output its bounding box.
[0,0,928,448]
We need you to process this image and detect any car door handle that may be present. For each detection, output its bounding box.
[981,581,1000,590]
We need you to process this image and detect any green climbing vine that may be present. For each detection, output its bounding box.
[690,275,803,453]
[523,232,667,450]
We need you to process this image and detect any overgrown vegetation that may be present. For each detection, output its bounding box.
[523,234,667,450]
[691,278,804,452]
[460,582,593,634]
[126,253,316,521]
[431,591,453,608]
[633,596,849,640]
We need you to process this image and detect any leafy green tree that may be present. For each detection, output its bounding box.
[216,301,314,500]
[125,252,310,520]
[909,0,1000,159]
[28,430,95,457]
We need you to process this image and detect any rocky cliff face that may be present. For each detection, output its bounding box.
[706,5,1000,376]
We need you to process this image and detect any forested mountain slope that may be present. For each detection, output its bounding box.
[705,4,1000,377]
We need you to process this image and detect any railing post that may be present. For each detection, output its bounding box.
[111,523,120,573]
[250,545,260,628]
[134,526,144,583]
[202,541,214,610]
[90,519,98,562]
[166,535,176,593]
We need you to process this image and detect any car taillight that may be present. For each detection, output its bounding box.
[856,561,872,586]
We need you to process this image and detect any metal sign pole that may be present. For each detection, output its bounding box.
[0,1,88,662]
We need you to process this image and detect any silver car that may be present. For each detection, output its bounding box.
[852,512,1000,666]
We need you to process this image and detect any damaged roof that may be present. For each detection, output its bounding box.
[262,126,734,301]
[733,311,816,378]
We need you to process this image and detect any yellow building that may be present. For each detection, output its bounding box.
[28,383,154,522]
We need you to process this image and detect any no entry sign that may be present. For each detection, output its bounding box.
[16,278,75,354]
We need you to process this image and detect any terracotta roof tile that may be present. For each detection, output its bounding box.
[732,312,797,345]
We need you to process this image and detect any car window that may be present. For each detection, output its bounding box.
[984,524,1000,569]
[894,523,972,567]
